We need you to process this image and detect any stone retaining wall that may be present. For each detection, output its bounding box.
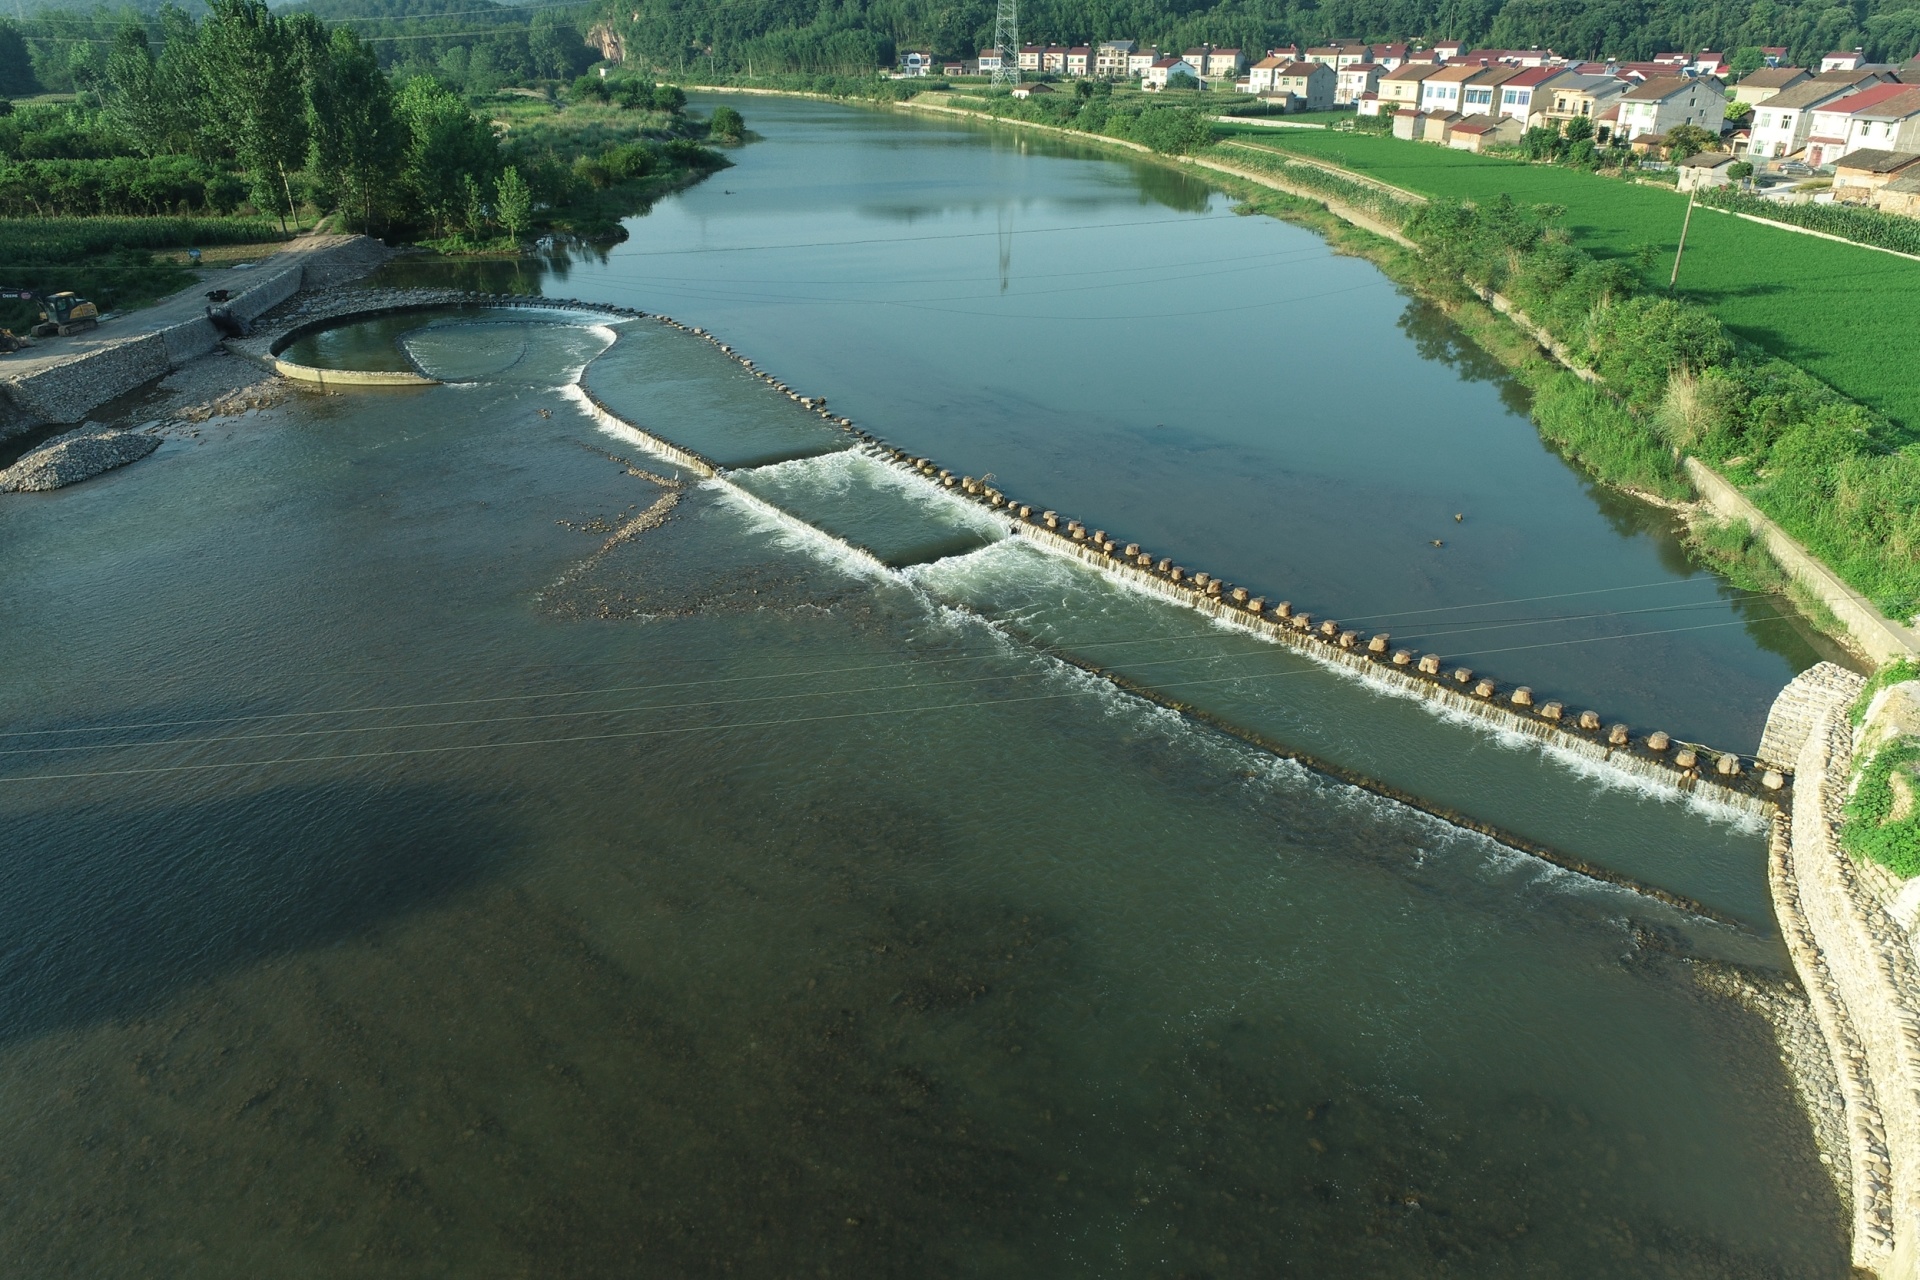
[0,236,389,432]
[1766,663,1920,1277]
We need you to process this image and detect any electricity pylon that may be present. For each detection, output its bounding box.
[992,0,1018,87]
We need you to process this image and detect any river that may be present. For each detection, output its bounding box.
[0,95,1850,1275]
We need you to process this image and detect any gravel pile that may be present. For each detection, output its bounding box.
[0,425,161,493]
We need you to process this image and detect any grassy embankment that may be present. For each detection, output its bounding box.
[1217,129,1920,431]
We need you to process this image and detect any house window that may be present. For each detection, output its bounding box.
[1502,88,1519,104]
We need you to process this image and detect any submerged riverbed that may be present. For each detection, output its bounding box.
[0,99,1856,1276]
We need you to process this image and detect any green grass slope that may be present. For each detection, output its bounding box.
[1221,129,1920,432]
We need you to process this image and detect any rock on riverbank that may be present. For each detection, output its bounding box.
[0,425,160,492]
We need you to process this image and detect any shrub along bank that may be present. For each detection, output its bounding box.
[1394,193,1920,623]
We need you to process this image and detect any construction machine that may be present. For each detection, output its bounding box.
[0,288,101,338]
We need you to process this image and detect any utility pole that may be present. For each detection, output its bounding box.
[1668,190,1696,292]
[992,0,1018,88]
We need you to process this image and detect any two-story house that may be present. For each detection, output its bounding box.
[1746,70,1897,158]
[1141,56,1197,89]
[1806,84,1920,166]
[1417,63,1481,114]
[1495,66,1574,126]
[1542,72,1629,130]
[1377,61,1439,113]
[1065,46,1091,76]
[1614,75,1726,142]
[1335,62,1382,105]
[1093,41,1134,77]
[1259,59,1336,110]
[1729,65,1810,109]
[1459,64,1522,116]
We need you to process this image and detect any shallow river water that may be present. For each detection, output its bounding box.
[0,97,1855,1276]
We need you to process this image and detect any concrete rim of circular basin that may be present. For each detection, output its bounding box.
[272,358,438,387]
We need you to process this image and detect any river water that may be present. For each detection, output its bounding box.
[0,96,1852,1275]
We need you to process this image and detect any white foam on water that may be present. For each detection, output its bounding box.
[701,477,893,580]
[730,449,1012,543]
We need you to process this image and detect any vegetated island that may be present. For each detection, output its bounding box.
[0,0,744,336]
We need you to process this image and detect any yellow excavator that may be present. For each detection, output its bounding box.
[0,288,100,346]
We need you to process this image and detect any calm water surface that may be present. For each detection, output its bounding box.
[0,98,1853,1276]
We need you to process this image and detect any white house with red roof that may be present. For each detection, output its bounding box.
[1141,55,1197,89]
[1805,83,1920,166]
[1821,49,1867,72]
[1495,66,1575,125]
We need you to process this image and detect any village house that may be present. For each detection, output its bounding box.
[1126,48,1159,77]
[897,50,937,76]
[1746,72,1897,159]
[1449,116,1524,151]
[1820,49,1867,72]
[1093,40,1134,77]
[1018,45,1042,72]
[1417,62,1481,114]
[1873,168,1920,215]
[1335,62,1382,105]
[1356,91,1384,115]
[1542,72,1629,130]
[1392,108,1424,140]
[1832,148,1920,200]
[1206,48,1247,78]
[1065,46,1091,76]
[1730,65,1811,108]
[1377,61,1439,112]
[1141,56,1197,90]
[1689,50,1730,77]
[1009,82,1053,98]
[1254,60,1336,110]
[1806,84,1920,166]
[1432,39,1466,60]
[1496,66,1574,126]
[1614,75,1727,141]
[1303,45,1348,69]
[977,50,1003,75]
[1459,64,1523,116]
[1676,151,1740,189]
[1266,44,1301,64]
[1372,43,1408,70]
[1041,45,1068,73]
[942,59,975,76]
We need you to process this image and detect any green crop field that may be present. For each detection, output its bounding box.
[1218,129,1920,431]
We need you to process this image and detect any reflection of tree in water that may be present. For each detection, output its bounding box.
[362,242,616,296]
[1129,161,1212,215]
[1397,298,1532,417]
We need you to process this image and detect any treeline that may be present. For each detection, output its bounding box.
[1394,195,1920,618]
[592,0,1920,78]
[0,0,728,238]
[0,0,597,99]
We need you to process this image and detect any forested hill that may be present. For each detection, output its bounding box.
[599,0,1920,74]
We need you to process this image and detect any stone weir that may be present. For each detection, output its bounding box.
[289,292,1790,818]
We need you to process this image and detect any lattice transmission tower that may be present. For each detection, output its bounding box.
[992,0,1019,87]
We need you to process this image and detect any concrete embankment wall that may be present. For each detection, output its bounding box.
[0,236,390,432]
[1764,664,1920,1277]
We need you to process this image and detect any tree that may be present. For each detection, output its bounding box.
[1726,160,1755,187]
[1165,69,1199,90]
[1665,122,1718,159]
[1564,115,1594,144]
[1730,47,1768,76]
[306,27,405,231]
[0,21,38,97]
[708,104,744,141]
[395,75,498,236]
[495,164,532,239]
[195,0,308,229]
